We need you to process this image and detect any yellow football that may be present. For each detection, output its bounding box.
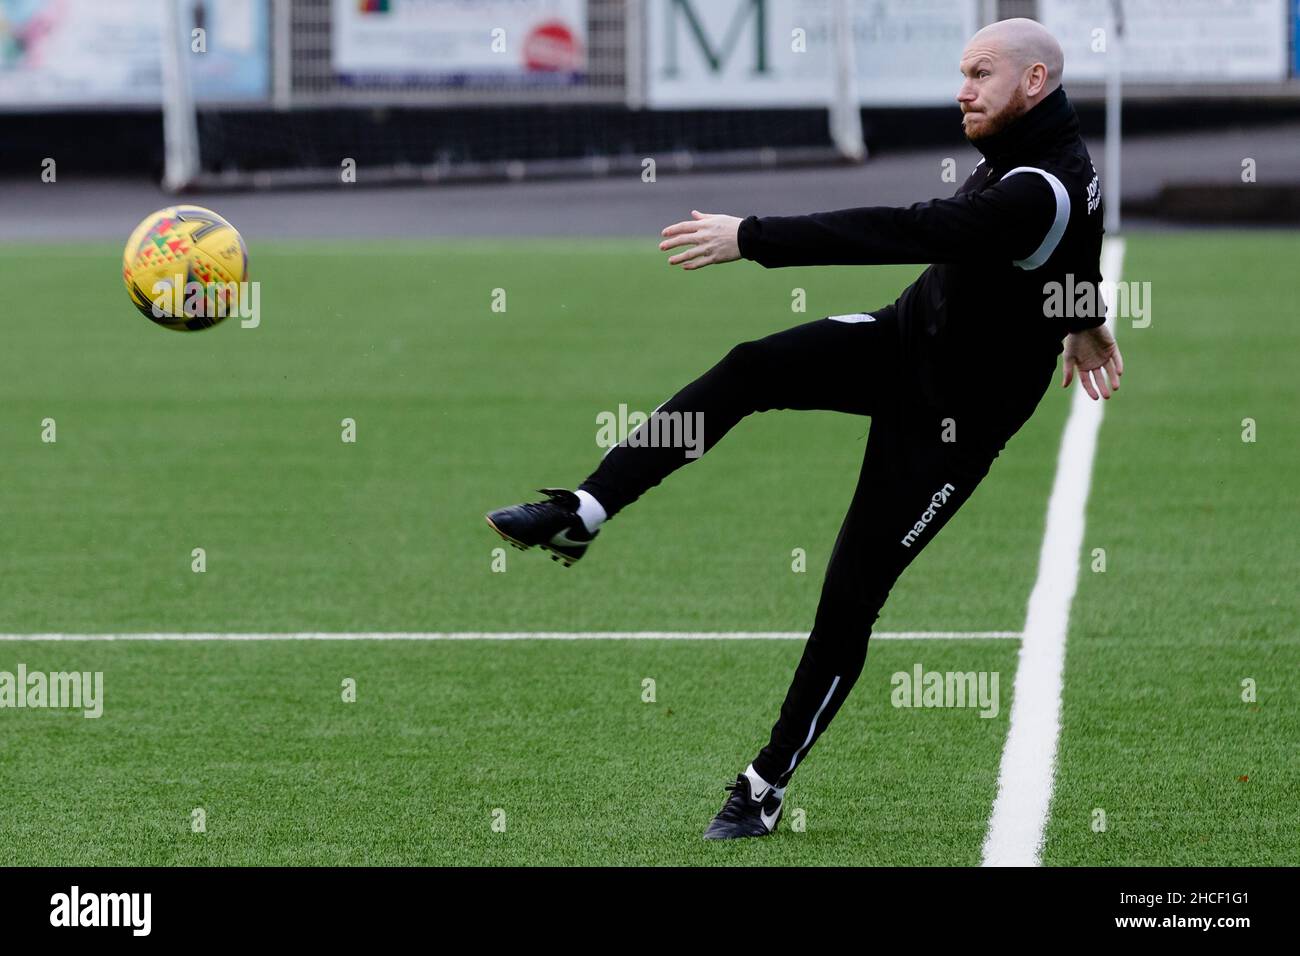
[121,205,249,331]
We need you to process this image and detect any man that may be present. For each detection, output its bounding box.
[485,18,1123,840]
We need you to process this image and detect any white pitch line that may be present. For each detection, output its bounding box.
[981,236,1125,868]
[0,630,1021,642]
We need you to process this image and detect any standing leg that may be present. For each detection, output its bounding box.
[750,417,1004,789]
[746,359,1058,794]
[703,410,1014,838]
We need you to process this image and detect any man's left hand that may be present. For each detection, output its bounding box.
[1062,324,1124,400]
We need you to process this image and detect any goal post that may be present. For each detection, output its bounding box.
[1104,0,1124,236]
[160,0,201,192]
[828,0,866,162]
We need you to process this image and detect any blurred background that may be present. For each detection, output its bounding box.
[1,0,1298,237]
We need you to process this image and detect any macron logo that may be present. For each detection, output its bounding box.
[900,483,956,549]
[50,886,151,937]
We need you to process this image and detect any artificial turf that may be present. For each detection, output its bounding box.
[0,233,1292,865]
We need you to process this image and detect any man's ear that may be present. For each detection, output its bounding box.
[1025,62,1048,98]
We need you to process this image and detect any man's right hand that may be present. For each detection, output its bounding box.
[1062,323,1124,400]
[659,210,743,271]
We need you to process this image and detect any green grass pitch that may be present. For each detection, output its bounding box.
[0,232,1293,865]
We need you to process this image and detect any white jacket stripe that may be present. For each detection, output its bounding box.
[1001,166,1070,271]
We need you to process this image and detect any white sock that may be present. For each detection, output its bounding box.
[744,763,782,800]
[574,489,607,534]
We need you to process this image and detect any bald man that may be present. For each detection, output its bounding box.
[486,19,1123,840]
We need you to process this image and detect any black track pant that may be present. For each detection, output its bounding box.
[578,312,1054,787]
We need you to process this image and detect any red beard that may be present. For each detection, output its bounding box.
[964,86,1029,142]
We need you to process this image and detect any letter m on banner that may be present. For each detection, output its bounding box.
[662,0,769,76]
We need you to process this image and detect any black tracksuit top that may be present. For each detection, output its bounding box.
[737,86,1106,413]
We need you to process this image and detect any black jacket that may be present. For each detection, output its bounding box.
[737,87,1105,413]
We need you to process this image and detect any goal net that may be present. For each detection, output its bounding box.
[163,0,873,190]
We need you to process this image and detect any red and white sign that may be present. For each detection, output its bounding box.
[523,20,583,72]
[332,0,587,80]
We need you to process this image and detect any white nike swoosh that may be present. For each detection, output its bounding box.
[760,800,782,831]
[549,527,589,547]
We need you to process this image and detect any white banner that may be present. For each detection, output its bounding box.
[646,0,979,107]
[0,0,269,106]
[332,0,588,81]
[1040,0,1289,82]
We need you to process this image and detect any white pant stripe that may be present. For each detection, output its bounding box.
[786,674,842,775]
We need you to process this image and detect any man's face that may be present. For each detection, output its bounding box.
[957,46,1029,141]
